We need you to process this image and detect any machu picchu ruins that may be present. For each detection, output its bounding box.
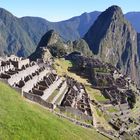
[1,52,140,139]
[65,52,140,139]
[0,54,93,128]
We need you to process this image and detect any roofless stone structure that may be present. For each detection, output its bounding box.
[0,55,93,125]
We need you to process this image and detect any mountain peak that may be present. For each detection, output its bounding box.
[0,7,16,20]
[29,30,65,60]
[101,5,123,20]
[38,30,60,47]
[84,5,125,55]
[84,5,139,85]
[107,5,122,12]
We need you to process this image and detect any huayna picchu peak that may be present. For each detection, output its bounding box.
[84,5,140,86]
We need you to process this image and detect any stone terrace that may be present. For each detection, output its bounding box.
[0,55,93,125]
[66,54,137,109]
[61,77,92,117]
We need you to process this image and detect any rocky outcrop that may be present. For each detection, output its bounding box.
[84,5,140,85]
[73,39,93,56]
[29,30,68,60]
[29,30,93,61]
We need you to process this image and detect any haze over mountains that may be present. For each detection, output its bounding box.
[0,7,140,57]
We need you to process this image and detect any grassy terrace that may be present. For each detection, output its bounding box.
[85,85,109,103]
[0,81,109,140]
[53,58,89,84]
[53,58,109,103]
[93,67,111,74]
[106,106,119,113]
[131,96,140,118]
[90,104,113,131]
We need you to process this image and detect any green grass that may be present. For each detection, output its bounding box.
[129,123,138,130]
[131,96,140,118]
[0,81,109,140]
[85,85,108,102]
[53,58,89,84]
[96,108,103,117]
[107,107,118,113]
[93,67,110,74]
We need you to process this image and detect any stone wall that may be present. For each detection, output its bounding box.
[0,78,22,95]
[11,58,30,69]
[18,59,30,69]
[57,105,93,122]
[0,64,14,74]
[57,88,68,106]
[52,81,67,104]
[8,64,39,86]
[54,111,93,128]
[0,79,9,84]
[23,92,54,109]
[41,77,63,100]
[22,69,49,93]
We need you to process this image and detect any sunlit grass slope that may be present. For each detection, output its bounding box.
[53,58,89,84]
[0,81,109,140]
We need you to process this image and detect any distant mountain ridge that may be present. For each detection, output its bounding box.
[0,7,140,57]
[0,8,100,57]
[0,8,35,57]
[19,11,101,43]
[125,12,140,33]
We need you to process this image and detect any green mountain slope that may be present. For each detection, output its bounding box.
[1,7,140,58]
[0,81,108,140]
[0,8,100,57]
[0,8,35,57]
[29,30,93,61]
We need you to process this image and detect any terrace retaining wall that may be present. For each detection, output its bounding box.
[23,92,54,109]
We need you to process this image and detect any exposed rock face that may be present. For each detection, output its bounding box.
[137,33,140,59]
[73,39,93,56]
[29,30,57,60]
[84,5,140,85]
[30,30,93,61]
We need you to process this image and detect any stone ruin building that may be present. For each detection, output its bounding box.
[66,54,138,110]
[61,77,92,121]
[1,54,140,136]
[65,53,140,138]
[0,55,93,124]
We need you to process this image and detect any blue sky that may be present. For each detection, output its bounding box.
[0,0,140,21]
